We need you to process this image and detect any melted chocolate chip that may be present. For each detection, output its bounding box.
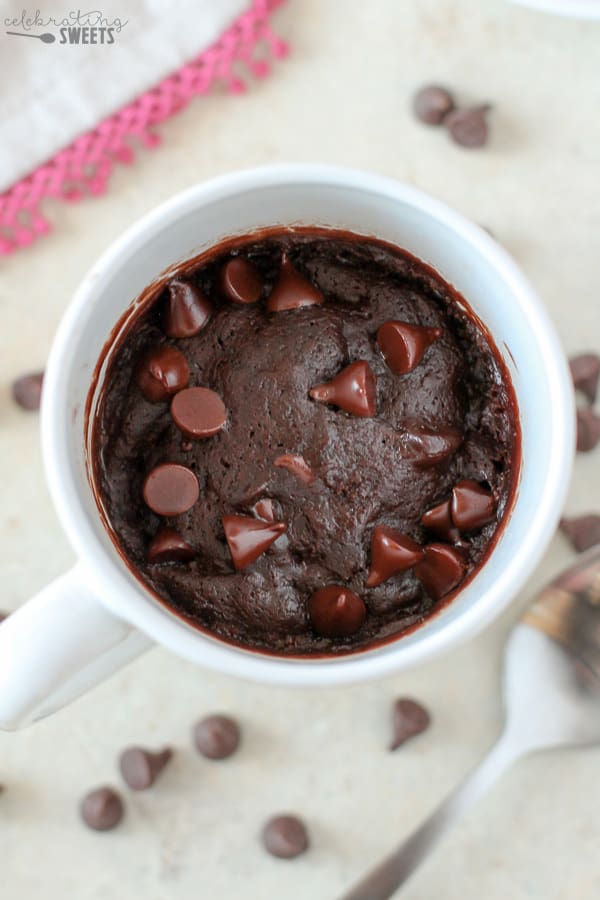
[222,514,286,570]
[366,526,423,588]
[444,106,490,148]
[119,747,172,790]
[193,714,241,759]
[147,526,196,564]
[220,257,263,304]
[412,85,454,125]
[163,279,211,338]
[390,698,431,749]
[400,423,462,466]
[12,371,44,410]
[266,253,324,312]
[577,408,600,452]
[451,480,496,531]
[570,353,600,405]
[377,321,442,375]
[170,387,227,439]
[143,463,199,516]
[560,515,600,553]
[80,787,124,831]
[308,585,366,638]
[262,815,309,859]
[273,453,315,484]
[414,544,467,600]
[135,346,190,403]
[421,498,460,543]
[309,361,377,418]
[253,498,276,521]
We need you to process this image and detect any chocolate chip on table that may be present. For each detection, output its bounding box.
[377,321,442,375]
[391,698,431,750]
[266,252,324,312]
[147,526,195,564]
[262,815,309,859]
[273,453,316,484]
[308,585,366,638]
[222,514,287,570]
[220,256,263,304]
[119,746,172,790]
[310,360,377,417]
[444,106,490,148]
[80,787,124,831]
[576,408,600,452]
[366,526,423,588]
[193,714,241,759]
[170,386,227,439]
[412,84,455,126]
[135,346,189,403]
[143,463,199,516]
[414,543,467,601]
[451,480,496,531]
[560,515,600,553]
[163,279,212,338]
[570,353,600,405]
[12,371,44,411]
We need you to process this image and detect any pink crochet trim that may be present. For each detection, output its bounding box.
[0,0,289,256]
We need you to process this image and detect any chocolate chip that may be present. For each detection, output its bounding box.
[451,480,496,531]
[377,321,442,375]
[163,279,212,338]
[412,84,455,126]
[577,408,600,452]
[262,815,309,859]
[310,361,377,418]
[147,526,196,564]
[253,498,276,522]
[366,526,423,588]
[170,387,227,439]
[390,698,431,750]
[119,746,172,790]
[308,585,366,638]
[135,346,190,403]
[266,253,324,312]
[560,515,600,553]
[80,787,124,831]
[143,463,199,516]
[570,353,600,405]
[274,453,315,484]
[414,543,467,601]
[444,106,490,148]
[223,514,286,569]
[193,714,241,759]
[220,257,263,304]
[421,498,460,543]
[400,423,462,466]
[12,372,44,411]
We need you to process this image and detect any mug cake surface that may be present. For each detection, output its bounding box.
[91,227,519,655]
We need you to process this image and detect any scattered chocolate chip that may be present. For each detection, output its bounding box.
[12,372,44,411]
[223,514,286,570]
[390,698,431,750]
[421,498,460,543]
[119,746,172,790]
[80,787,124,831]
[253,498,276,522]
[135,346,190,403]
[570,353,600,405]
[193,714,241,759]
[377,321,442,375]
[147,526,195,564]
[412,84,455,126]
[170,386,227,439]
[262,815,309,859]
[163,279,212,338]
[577,408,600,452]
[143,463,199,516]
[444,106,490,148]
[400,423,462,466]
[414,543,467,601]
[266,252,324,312]
[560,515,600,553]
[274,453,315,484]
[310,360,377,418]
[220,257,263,304]
[366,526,423,588]
[308,585,366,638]
[451,480,496,531]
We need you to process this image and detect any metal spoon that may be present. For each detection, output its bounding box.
[338,545,600,900]
[6,31,56,43]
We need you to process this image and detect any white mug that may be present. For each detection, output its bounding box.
[0,165,575,730]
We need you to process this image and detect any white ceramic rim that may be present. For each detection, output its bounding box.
[506,0,600,19]
[41,165,575,686]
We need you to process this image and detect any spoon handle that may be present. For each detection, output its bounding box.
[337,732,522,900]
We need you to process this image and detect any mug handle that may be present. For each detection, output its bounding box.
[0,562,151,730]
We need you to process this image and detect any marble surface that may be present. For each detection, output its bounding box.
[1,1,599,897]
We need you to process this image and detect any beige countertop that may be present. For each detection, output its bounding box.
[1,1,599,897]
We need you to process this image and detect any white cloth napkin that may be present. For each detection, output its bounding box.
[0,0,246,192]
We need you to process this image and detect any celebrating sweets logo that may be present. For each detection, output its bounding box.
[5,9,128,44]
